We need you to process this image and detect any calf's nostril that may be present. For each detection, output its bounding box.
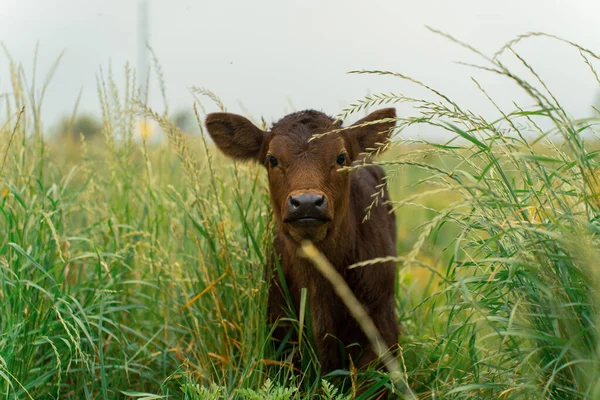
[315,195,325,208]
[290,197,300,208]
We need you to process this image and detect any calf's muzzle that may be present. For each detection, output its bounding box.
[284,191,330,227]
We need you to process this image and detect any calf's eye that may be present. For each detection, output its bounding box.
[336,153,347,166]
[268,155,278,168]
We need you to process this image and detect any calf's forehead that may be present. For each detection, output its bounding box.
[267,133,346,158]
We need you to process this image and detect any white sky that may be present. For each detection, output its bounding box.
[2,0,600,138]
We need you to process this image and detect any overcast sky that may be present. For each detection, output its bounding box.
[2,0,600,138]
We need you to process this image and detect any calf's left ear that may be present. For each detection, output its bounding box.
[205,112,266,161]
[346,108,396,158]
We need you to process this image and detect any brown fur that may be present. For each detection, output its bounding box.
[205,108,399,373]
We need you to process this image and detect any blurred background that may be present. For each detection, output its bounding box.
[2,0,600,139]
[4,2,600,398]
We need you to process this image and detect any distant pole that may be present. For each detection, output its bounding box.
[138,0,149,102]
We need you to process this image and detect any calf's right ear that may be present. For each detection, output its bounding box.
[205,112,266,161]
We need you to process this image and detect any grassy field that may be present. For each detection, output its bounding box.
[2,32,600,399]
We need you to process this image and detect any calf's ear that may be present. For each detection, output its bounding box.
[345,108,396,158]
[205,112,265,161]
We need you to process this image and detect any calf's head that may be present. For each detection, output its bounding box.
[205,108,396,242]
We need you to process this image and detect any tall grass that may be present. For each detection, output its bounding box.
[352,30,600,399]
[1,31,599,399]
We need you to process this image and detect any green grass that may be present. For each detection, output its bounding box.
[1,31,600,399]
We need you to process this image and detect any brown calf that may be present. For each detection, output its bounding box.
[205,108,399,373]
